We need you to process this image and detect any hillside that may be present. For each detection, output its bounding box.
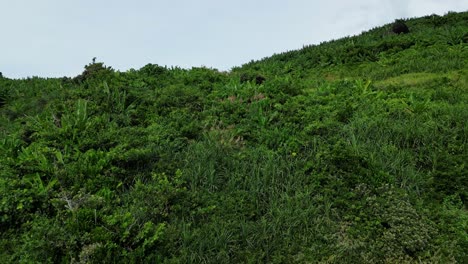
[1,11,467,263]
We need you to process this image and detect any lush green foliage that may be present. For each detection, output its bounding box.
[1,11,467,263]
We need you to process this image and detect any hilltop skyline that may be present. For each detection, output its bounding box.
[1,0,467,78]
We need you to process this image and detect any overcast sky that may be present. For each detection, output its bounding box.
[1,0,466,78]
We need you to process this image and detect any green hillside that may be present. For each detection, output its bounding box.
[1,11,467,263]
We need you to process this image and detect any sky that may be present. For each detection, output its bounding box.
[0,0,467,78]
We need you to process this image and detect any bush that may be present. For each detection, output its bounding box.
[73,58,114,84]
[392,20,410,34]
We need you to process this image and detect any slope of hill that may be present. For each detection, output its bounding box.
[0,11,467,263]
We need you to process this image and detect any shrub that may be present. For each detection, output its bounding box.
[392,20,410,34]
[240,72,266,85]
[73,58,114,84]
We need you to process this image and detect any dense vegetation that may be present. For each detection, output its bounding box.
[1,11,467,263]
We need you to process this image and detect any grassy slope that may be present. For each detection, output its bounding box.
[0,11,467,263]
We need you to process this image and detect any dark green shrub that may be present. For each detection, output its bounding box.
[139,63,168,77]
[0,86,7,108]
[73,59,114,84]
[392,20,410,34]
[239,72,266,85]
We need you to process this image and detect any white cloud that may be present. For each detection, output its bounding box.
[406,0,466,17]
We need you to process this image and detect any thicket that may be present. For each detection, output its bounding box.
[0,11,467,263]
